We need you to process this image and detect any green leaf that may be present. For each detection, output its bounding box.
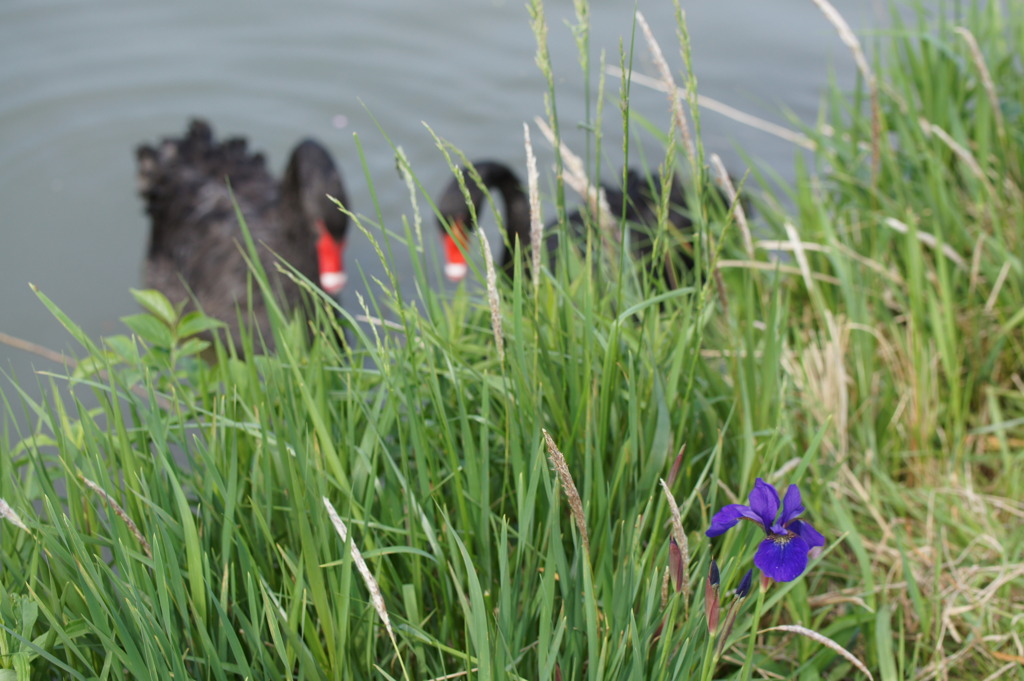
[177,337,211,358]
[875,605,898,681]
[102,335,140,363]
[18,599,38,637]
[177,311,224,339]
[71,353,116,380]
[9,434,59,458]
[30,284,100,355]
[130,288,179,327]
[121,314,174,348]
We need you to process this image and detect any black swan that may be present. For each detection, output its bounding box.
[434,160,713,284]
[136,119,349,348]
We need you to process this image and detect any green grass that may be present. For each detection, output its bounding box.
[2,1,1023,679]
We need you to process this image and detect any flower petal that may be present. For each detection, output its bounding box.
[754,534,810,582]
[780,484,805,526]
[789,519,825,549]
[705,504,764,537]
[748,478,780,527]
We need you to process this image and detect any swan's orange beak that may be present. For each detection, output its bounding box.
[316,219,346,294]
[443,219,469,281]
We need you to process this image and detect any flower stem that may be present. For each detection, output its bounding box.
[739,584,767,680]
[699,629,717,681]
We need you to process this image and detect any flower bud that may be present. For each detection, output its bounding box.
[735,569,753,599]
[669,539,684,593]
[705,559,721,635]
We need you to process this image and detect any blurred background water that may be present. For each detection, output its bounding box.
[0,0,893,435]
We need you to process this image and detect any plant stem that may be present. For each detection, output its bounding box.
[739,585,768,680]
[699,629,718,681]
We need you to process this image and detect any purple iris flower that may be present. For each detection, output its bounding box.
[705,478,825,582]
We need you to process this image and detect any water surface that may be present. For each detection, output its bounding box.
[0,0,889,434]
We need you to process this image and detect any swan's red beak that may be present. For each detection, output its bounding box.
[316,219,346,294]
[443,219,469,281]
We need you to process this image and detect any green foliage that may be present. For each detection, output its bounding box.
[2,1,1022,679]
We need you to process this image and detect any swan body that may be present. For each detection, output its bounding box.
[136,119,349,347]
